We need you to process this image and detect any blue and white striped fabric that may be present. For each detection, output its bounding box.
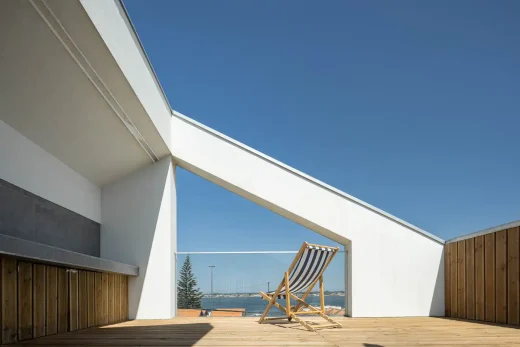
[268,246,335,299]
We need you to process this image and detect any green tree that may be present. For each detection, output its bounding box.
[177,255,203,309]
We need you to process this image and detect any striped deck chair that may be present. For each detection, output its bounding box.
[258,242,342,331]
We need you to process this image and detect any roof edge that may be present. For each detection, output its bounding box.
[116,0,173,114]
[172,110,445,245]
[446,220,520,244]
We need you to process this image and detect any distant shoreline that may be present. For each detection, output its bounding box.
[202,291,345,298]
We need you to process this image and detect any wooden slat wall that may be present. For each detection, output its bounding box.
[102,273,109,325]
[114,274,121,323]
[457,241,466,318]
[57,268,68,333]
[465,238,475,320]
[508,227,520,325]
[449,242,458,317]
[87,271,95,328]
[108,273,115,324]
[95,272,103,326]
[2,257,17,344]
[17,262,33,341]
[78,270,88,330]
[484,233,495,322]
[495,230,508,324]
[444,244,451,317]
[0,256,130,345]
[45,266,58,336]
[33,264,46,338]
[445,226,520,326]
[475,236,485,321]
[69,271,79,332]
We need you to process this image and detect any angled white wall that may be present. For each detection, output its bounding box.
[170,113,444,317]
[0,120,101,222]
[100,156,176,319]
[80,0,173,153]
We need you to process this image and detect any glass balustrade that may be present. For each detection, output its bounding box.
[175,251,346,317]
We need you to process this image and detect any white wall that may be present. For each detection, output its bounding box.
[170,114,444,317]
[101,156,176,319]
[80,0,172,152]
[0,120,101,222]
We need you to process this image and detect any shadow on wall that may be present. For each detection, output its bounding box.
[101,157,173,319]
[429,249,445,316]
[21,322,213,346]
[364,344,385,347]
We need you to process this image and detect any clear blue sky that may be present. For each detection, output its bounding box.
[124,1,519,293]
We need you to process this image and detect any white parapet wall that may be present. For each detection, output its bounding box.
[170,113,445,317]
[101,156,177,319]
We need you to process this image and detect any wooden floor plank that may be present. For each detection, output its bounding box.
[13,317,520,347]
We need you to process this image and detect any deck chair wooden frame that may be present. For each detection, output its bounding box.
[258,242,342,332]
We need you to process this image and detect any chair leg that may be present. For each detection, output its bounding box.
[259,292,288,316]
[289,293,342,329]
[258,292,277,324]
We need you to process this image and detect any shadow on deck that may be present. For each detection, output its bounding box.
[13,317,520,347]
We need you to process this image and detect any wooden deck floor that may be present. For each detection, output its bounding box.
[16,317,520,346]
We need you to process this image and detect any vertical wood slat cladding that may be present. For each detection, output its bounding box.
[17,262,33,341]
[445,244,451,317]
[507,227,520,325]
[102,273,109,326]
[1,257,17,344]
[465,238,475,320]
[57,268,69,333]
[474,236,485,321]
[87,272,95,328]
[108,273,115,324]
[449,242,458,317]
[95,272,103,326]
[0,256,130,344]
[495,230,508,324]
[445,225,520,326]
[484,233,496,322]
[45,266,58,336]
[78,270,88,330]
[457,241,466,318]
[33,264,46,338]
[69,271,79,332]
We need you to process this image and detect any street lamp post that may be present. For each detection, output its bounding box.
[208,265,215,297]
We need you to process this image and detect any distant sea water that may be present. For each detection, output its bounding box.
[201,295,346,316]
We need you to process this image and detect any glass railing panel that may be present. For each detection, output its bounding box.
[176,251,346,317]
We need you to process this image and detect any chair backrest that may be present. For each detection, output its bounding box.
[270,242,338,296]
